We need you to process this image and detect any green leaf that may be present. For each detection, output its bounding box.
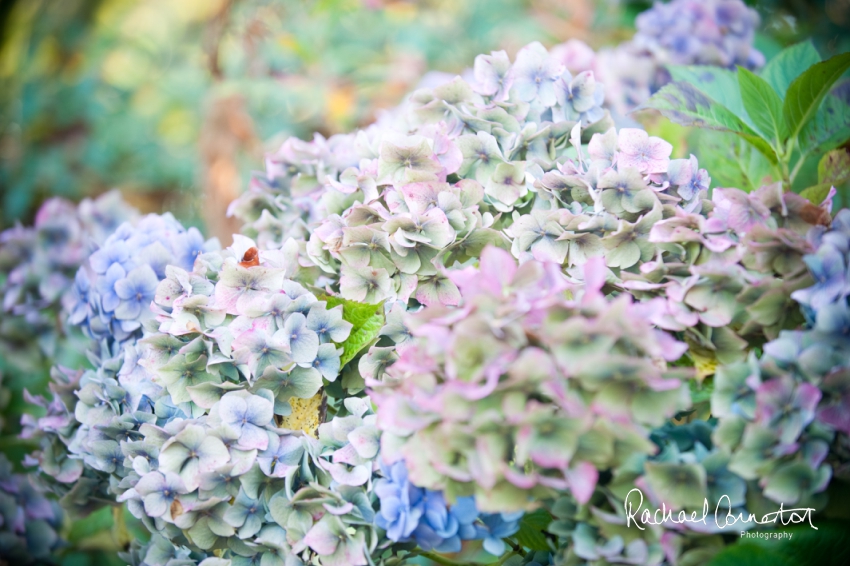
[640,81,749,133]
[783,52,850,142]
[338,312,383,368]
[707,543,796,566]
[818,149,850,186]
[738,67,787,143]
[801,148,850,204]
[316,294,385,370]
[66,506,114,543]
[689,378,715,405]
[317,294,384,369]
[668,66,750,127]
[697,130,775,193]
[799,184,833,205]
[320,295,382,329]
[799,80,850,155]
[640,81,778,164]
[515,509,553,551]
[760,40,821,97]
[709,520,850,566]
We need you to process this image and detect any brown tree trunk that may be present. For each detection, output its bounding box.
[198,94,260,247]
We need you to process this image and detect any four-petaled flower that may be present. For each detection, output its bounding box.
[218,392,274,451]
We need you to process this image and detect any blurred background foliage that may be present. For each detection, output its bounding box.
[0,0,582,242]
[2,0,848,240]
[0,1,848,562]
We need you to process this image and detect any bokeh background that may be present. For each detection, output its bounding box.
[2,0,848,243]
[0,1,849,564]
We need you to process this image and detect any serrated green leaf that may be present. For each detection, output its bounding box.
[738,67,787,144]
[760,41,822,97]
[799,80,850,155]
[315,294,384,370]
[799,184,833,205]
[668,65,750,127]
[697,130,776,193]
[338,312,384,368]
[515,509,553,551]
[818,149,850,186]
[783,52,850,142]
[320,295,382,329]
[640,81,778,164]
[640,81,748,132]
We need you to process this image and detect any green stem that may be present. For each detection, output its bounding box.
[489,550,521,566]
[417,551,472,566]
[789,152,809,185]
[779,137,798,189]
[779,159,792,189]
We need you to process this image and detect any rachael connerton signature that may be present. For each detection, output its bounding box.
[623,488,817,531]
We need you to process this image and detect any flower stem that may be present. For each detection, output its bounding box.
[489,550,521,566]
[416,551,472,566]
[789,152,808,185]
[412,549,520,566]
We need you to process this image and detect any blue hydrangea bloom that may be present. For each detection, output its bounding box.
[475,510,524,556]
[0,192,136,368]
[374,460,425,542]
[412,491,468,553]
[0,454,63,562]
[68,213,219,345]
[793,209,850,321]
[375,460,524,555]
[634,0,764,71]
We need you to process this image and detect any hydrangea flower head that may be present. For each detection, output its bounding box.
[635,0,764,70]
[68,213,218,345]
[374,459,521,556]
[0,192,136,371]
[0,454,63,563]
[229,41,609,310]
[371,249,691,511]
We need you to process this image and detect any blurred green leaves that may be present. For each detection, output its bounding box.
[642,41,850,200]
[0,0,555,228]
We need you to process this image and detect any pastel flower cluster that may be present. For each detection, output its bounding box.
[614,181,822,366]
[375,459,522,556]
[540,420,744,565]
[119,396,385,566]
[21,213,216,513]
[0,454,63,564]
[508,129,825,368]
[61,234,391,565]
[634,0,764,71]
[532,209,840,566]
[519,125,702,246]
[0,192,136,372]
[370,246,692,512]
[67,213,219,345]
[142,234,353,415]
[14,30,850,566]
[710,209,850,504]
[230,41,610,307]
[552,0,764,115]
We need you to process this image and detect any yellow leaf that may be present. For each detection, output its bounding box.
[280,392,324,438]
